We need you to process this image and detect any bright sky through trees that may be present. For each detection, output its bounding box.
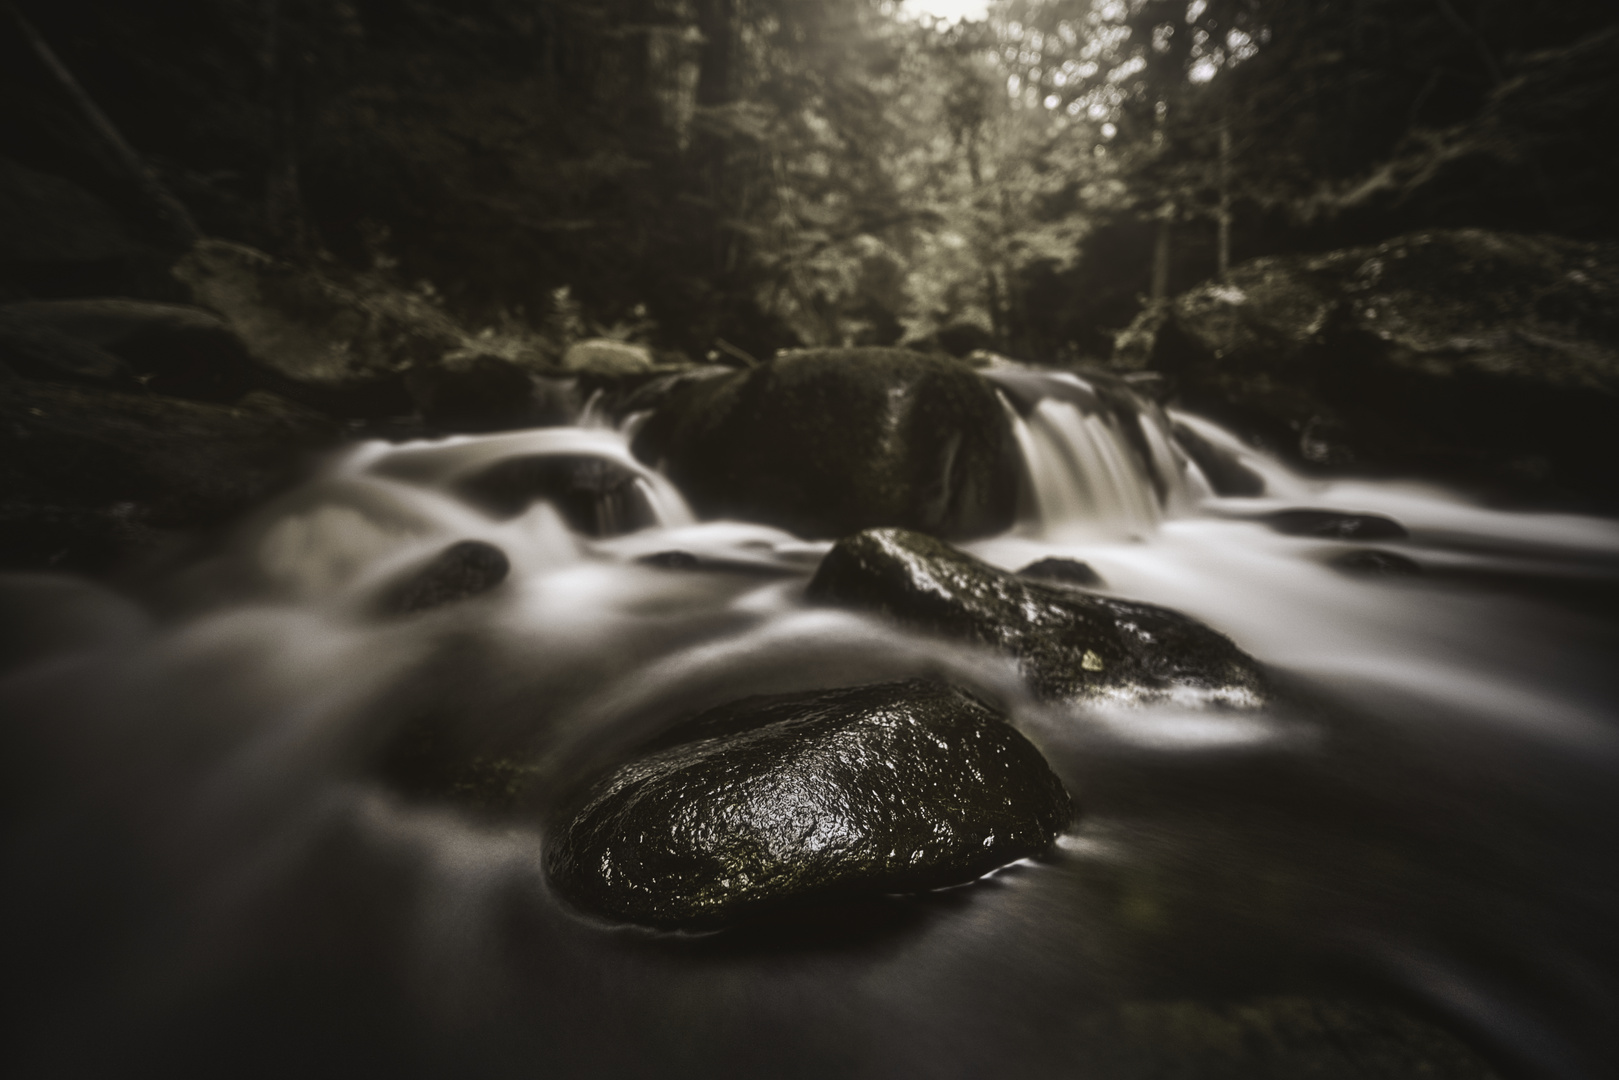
[903,0,991,23]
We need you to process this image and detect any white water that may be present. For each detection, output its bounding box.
[4,389,1618,1078]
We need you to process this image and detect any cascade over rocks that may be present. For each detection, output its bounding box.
[456,454,659,536]
[631,347,1018,540]
[808,529,1267,708]
[546,679,1072,928]
[1116,229,1619,506]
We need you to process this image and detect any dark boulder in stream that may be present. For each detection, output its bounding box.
[1116,229,1619,506]
[378,540,510,616]
[631,347,1017,540]
[809,529,1267,708]
[547,680,1072,928]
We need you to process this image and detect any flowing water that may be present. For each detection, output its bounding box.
[4,369,1617,1078]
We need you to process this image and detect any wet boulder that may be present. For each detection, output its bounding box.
[808,529,1267,707]
[1018,557,1105,589]
[378,540,510,616]
[1116,229,1619,508]
[547,679,1072,928]
[1263,509,1407,541]
[631,347,1018,540]
[456,454,658,536]
[1329,549,1423,576]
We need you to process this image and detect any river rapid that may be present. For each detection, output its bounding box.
[4,370,1617,1079]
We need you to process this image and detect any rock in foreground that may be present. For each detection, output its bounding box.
[547,680,1072,928]
[809,529,1267,707]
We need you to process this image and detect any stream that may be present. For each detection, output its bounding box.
[4,369,1617,1078]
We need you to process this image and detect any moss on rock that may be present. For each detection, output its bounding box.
[808,528,1268,708]
[630,347,1018,540]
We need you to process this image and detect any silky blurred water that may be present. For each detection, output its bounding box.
[3,389,1617,1078]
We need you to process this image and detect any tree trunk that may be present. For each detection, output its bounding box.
[1150,204,1173,302]
[7,2,201,248]
[1217,119,1232,279]
[261,0,308,253]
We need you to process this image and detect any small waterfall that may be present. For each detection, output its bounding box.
[986,367,1202,540]
[221,427,696,608]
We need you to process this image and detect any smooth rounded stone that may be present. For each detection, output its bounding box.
[808,529,1268,707]
[1330,548,1423,576]
[637,549,702,569]
[378,540,509,616]
[1018,557,1105,588]
[562,338,654,376]
[546,679,1073,928]
[631,347,1018,540]
[1264,509,1408,541]
[455,454,658,536]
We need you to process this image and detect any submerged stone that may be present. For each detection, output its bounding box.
[1330,549,1423,576]
[808,529,1267,707]
[1265,509,1408,541]
[456,454,658,536]
[1018,557,1105,588]
[630,347,1017,540]
[379,540,509,615]
[546,679,1072,928]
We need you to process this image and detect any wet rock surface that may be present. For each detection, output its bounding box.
[547,679,1072,928]
[1117,229,1619,507]
[1018,557,1105,588]
[809,529,1267,707]
[631,347,1018,540]
[1330,549,1423,576]
[456,454,658,536]
[378,540,510,616]
[1264,509,1408,541]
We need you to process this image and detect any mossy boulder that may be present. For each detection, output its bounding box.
[630,347,1017,540]
[377,540,509,616]
[808,529,1267,708]
[1116,229,1619,507]
[546,679,1072,928]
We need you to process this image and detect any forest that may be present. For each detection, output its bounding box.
[5,3,1619,1078]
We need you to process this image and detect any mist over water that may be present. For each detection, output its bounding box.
[5,371,1618,1078]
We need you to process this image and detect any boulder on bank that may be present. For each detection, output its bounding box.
[0,377,339,573]
[562,338,654,377]
[808,529,1267,707]
[1115,229,1619,507]
[0,299,259,401]
[547,679,1072,928]
[631,347,1018,540]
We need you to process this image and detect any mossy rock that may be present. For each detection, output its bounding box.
[630,347,1017,540]
[546,679,1072,928]
[1117,229,1619,507]
[808,529,1268,707]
